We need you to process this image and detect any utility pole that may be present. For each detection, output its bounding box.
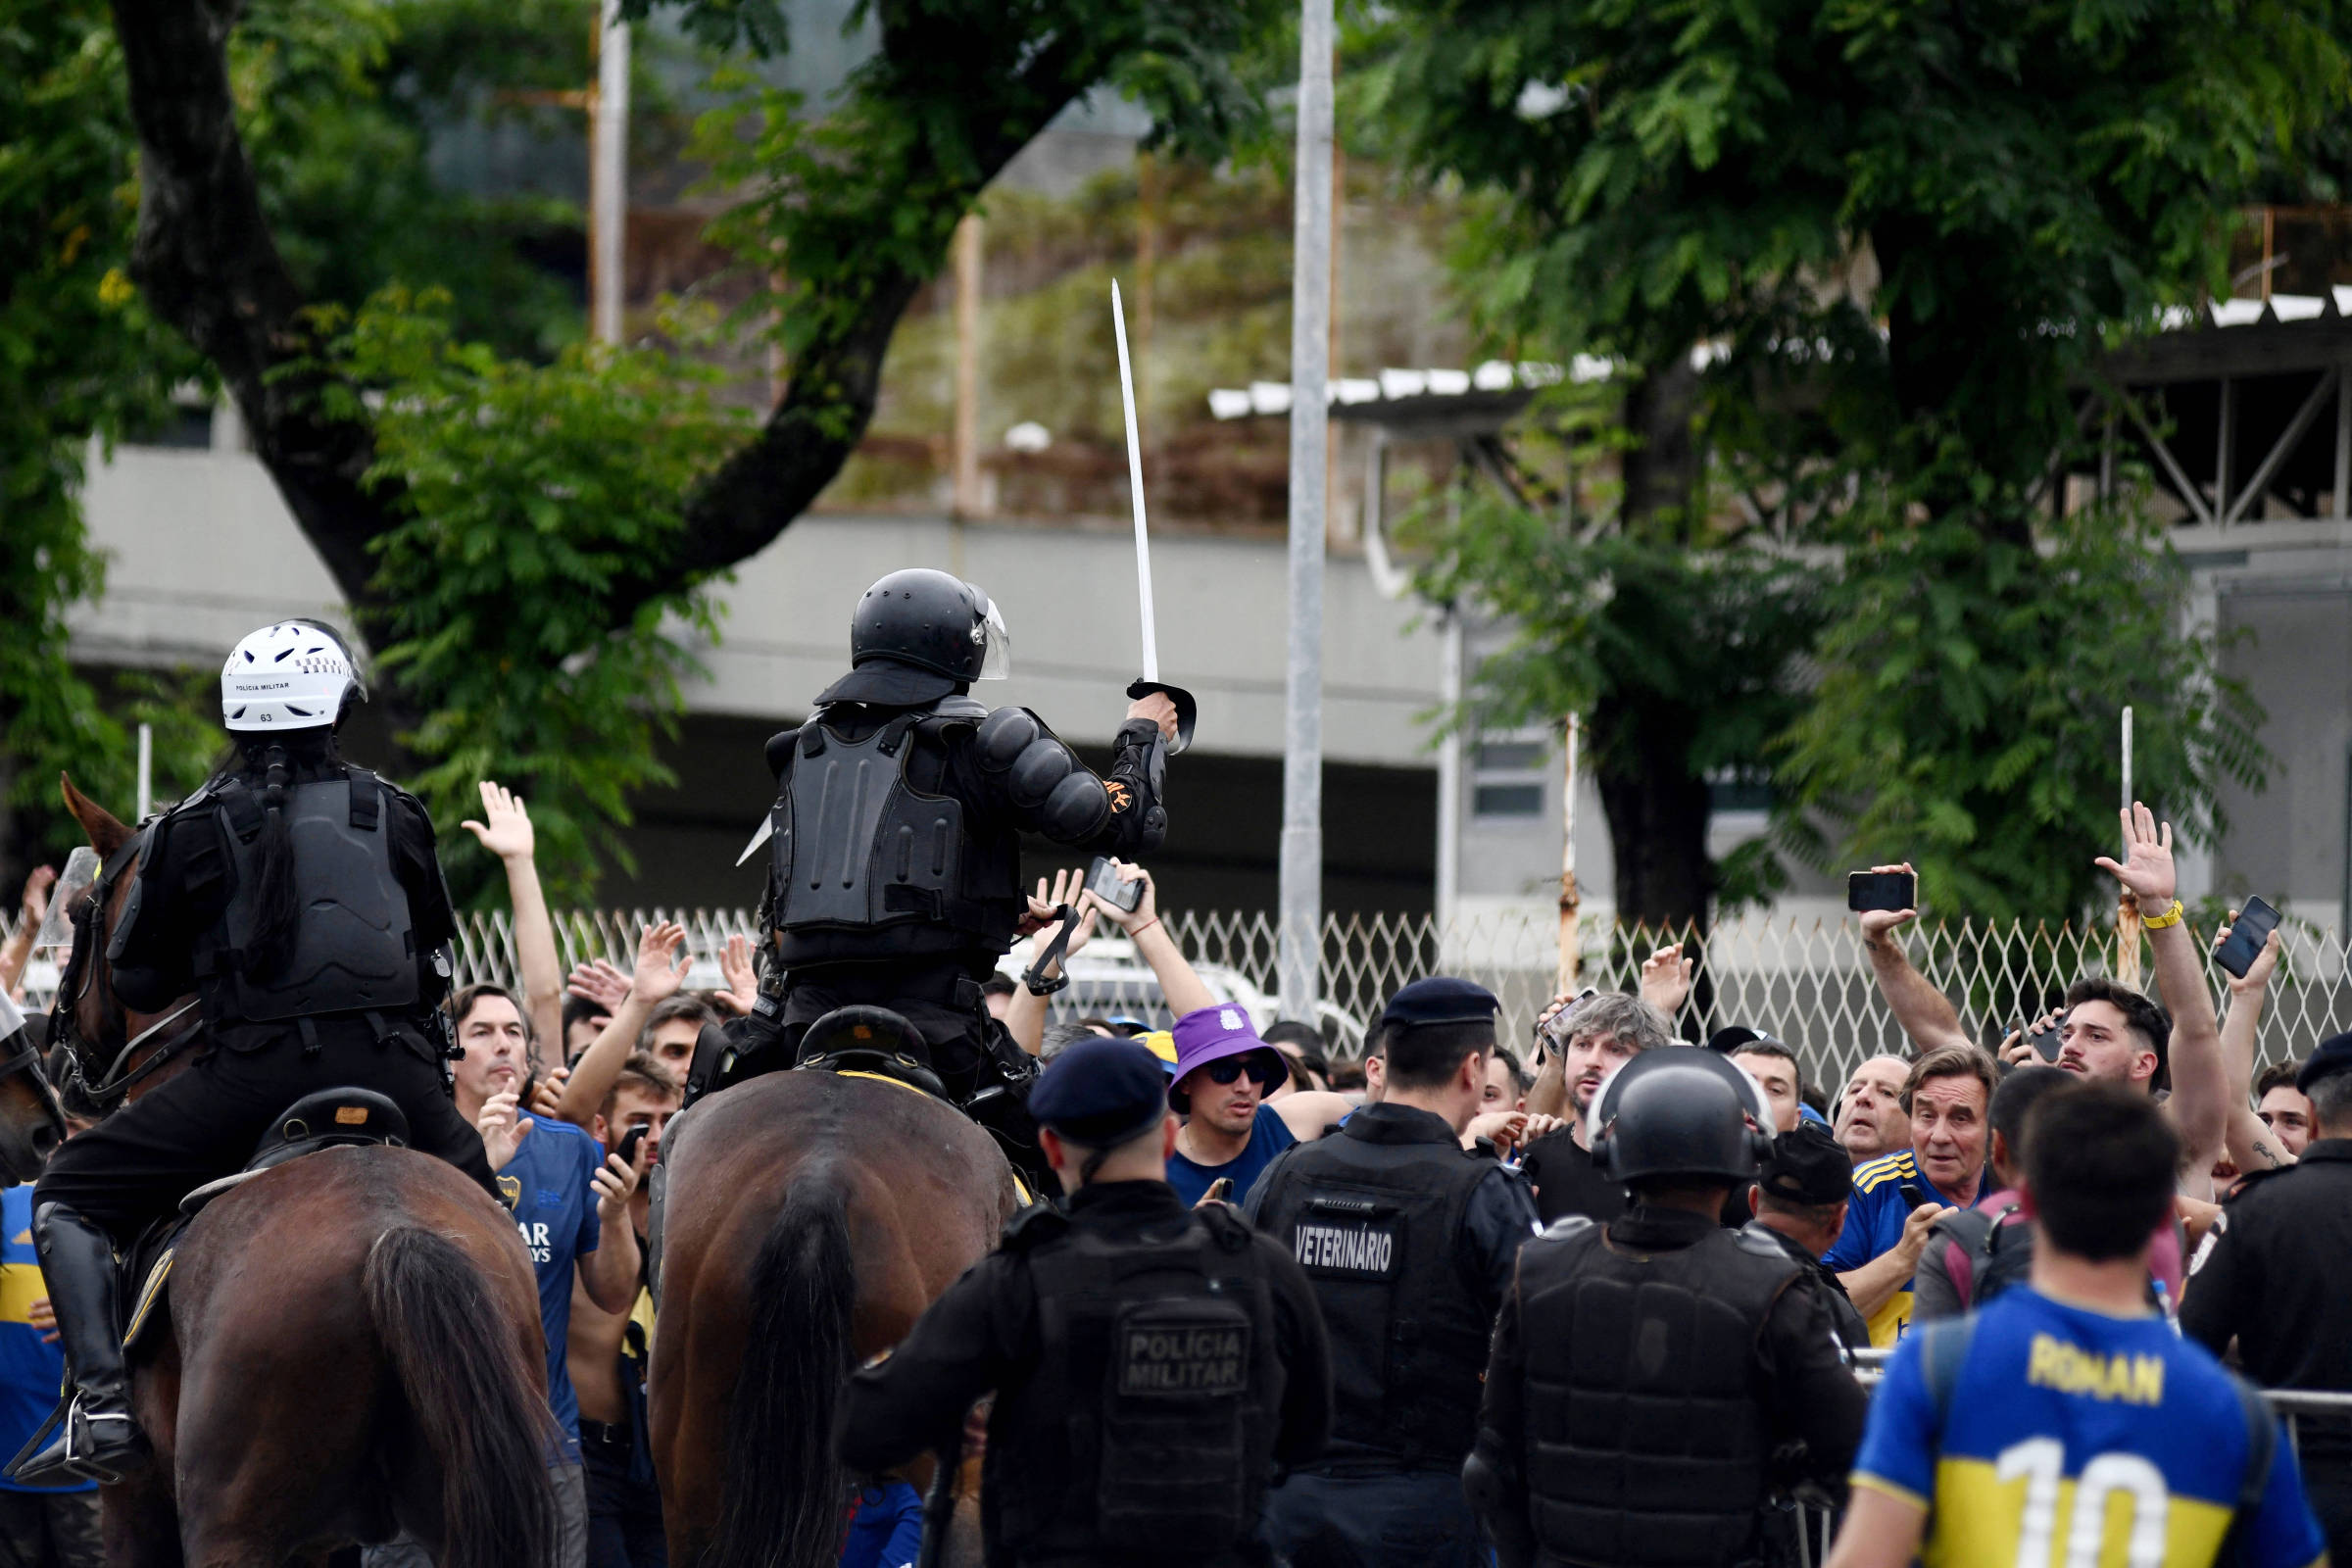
[1278,0,1333,1023]
[589,0,630,344]
[952,215,985,517]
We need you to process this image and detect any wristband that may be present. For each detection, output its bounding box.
[1020,966,1069,998]
[1131,915,1161,938]
[2138,898,2184,931]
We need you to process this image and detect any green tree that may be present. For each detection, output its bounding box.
[0,0,221,894]
[1366,0,2344,923]
[66,0,1282,901]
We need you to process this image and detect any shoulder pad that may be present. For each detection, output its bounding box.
[1731,1226,1793,1263]
[1538,1213,1596,1245]
[975,707,1044,771]
[1000,1200,1070,1251]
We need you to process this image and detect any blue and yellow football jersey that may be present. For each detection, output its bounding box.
[1853,1287,2323,1568]
[1822,1149,1970,1348]
[0,1186,90,1494]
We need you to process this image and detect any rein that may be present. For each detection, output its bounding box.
[48,825,205,1113]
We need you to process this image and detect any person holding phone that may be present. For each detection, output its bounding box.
[567,1054,677,1568]
[1854,808,2232,1201]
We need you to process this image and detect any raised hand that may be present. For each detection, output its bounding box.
[1079,860,1158,934]
[1638,944,1695,1017]
[1027,869,1098,968]
[17,865,56,927]
[2094,802,2177,909]
[527,1063,569,1119]
[1857,862,1919,946]
[591,1148,641,1223]
[460,780,536,863]
[1125,691,1179,742]
[477,1089,533,1170]
[2214,911,2283,995]
[628,921,691,1006]
[566,958,631,1013]
[714,933,759,1015]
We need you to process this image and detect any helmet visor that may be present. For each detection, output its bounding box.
[976,595,1011,680]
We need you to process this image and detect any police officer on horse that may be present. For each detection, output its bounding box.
[1246,976,1542,1568]
[16,621,499,1486]
[696,569,1179,1161]
[1465,1047,1866,1568]
[839,1035,1333,1568]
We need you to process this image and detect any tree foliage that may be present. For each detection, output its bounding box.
[0,0,220,881]
[307,288,750,903]
[1367,0,2345,924]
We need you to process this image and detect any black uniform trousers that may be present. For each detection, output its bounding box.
[37,1024,497,1243]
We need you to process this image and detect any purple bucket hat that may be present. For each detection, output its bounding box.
[1167,1004,1281,1111]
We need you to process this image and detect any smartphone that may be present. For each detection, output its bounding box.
[615,1124,650,1168]
[2215,896,2282,980]
[1847,870,1916,913]
[1201,1177,1235,1205]
[2027,1012,2067,1062]
[1896,1183,1929,1211]
[1085,856,1144,913]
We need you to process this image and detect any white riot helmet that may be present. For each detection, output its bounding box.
[220,620,367,732]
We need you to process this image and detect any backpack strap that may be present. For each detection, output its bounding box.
[1918,1316,1979,1438]
[346,767,381,831]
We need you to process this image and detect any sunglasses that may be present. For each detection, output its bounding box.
[1201,1052,1285,1090]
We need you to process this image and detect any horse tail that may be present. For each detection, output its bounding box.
[365,1225,561,1568]
[709,1164,858,1568]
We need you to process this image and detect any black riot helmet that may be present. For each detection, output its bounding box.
[1588,1046,1776,1187]
[851,569,1010,684]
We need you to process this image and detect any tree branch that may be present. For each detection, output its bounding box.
[109,0,404,635]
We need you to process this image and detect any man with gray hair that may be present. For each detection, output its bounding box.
[1519,991,1675,1225]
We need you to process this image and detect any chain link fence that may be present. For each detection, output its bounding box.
[13,902,2341,1086]
[408,906,2350,1088]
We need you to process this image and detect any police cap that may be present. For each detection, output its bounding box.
[1381,976,1499,1034]
[1030,1037,1171,1148]
[1756,1120,1852,1206]
[2297,1031,2352,1095]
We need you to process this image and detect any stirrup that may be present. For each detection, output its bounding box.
[8,1392,148,1487]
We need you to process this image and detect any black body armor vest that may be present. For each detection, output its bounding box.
[1250,1119,1495,1466]
[992,1203,1284,1560]
[1513,1216,1802,1567]
[192,770,420,1026]
[768,698,1020,958]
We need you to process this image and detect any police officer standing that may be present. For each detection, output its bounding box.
[706,570,1178,1159]
[1247,977,1542,1568]
[2182,1032,2352,1563]
[1465,1048,1866,1568]
[17,621,498,1487]
[840,1036,1331,1568]
[1743,1120,1871,1353]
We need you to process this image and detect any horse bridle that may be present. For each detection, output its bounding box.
[46,825,205,1113]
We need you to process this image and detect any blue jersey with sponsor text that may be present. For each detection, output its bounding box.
[1853,1286,2324,1568]
[498,1117,602,1460]
[0,1187,91,1494]
[1821,1149,1970,1346]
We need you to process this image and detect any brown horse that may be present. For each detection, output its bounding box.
[49,778,559,1568]
[650,1066,1021,1568]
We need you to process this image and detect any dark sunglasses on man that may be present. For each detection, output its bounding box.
[1200,1050,1285,1091]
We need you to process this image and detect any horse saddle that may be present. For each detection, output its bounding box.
[122,1089,413,1351]
[793,1047,949,1102]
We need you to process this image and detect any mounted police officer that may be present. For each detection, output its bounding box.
[699,569,1178,1162]
[1465,1047,1866,1568]
[14,620,498,1487]
[839,1036,1332,1568]
[1246,976,1542,1568]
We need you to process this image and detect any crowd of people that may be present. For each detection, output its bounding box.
[0,589,2344,1568]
